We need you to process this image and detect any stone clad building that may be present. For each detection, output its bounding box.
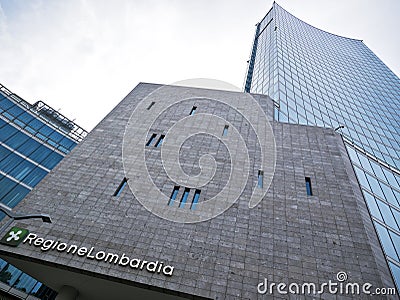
[0,83,395,299]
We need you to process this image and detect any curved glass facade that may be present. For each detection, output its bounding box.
[245,2,400,291]
[0,84,87,299]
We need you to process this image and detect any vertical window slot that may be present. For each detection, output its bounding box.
[179,188,190,208]
[147,102,155,110]
[114,177,128,197]
[154,135,165,147]
[146,134,157,146]
[257,170,264,188]
[222,125,229,136]
[191,189,201,210]
[274,107,280,121]
[305,177,312,195]
[168,186,180,206]
[189,106,197,115]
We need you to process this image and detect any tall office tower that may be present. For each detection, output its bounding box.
[0,83,87,299]
[245,2,400,291]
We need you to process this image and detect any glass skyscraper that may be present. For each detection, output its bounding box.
[0,83,87,299]
[245,2,400,291]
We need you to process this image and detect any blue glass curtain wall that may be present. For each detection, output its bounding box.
[0,89,83,299]
[247,2,400,291]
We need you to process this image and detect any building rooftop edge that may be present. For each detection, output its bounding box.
[0,83,87,142]
[272,2,363,42]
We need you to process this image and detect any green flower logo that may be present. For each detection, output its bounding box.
[0,227,29,247]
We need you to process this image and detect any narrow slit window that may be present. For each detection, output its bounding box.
[257,170,264,188]
[155,135,165,147]
[168,186,180,206]
[274,107,280,121]
[305,177,312,195]
[146,133,157,146]
[189,106,197,115]
[191,189,201,210]
[179,188,190,208]
[147,101,155,110]
[114,177,128,197]
[222,125,229,136]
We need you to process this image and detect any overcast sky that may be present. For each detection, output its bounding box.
[0,0,399,131]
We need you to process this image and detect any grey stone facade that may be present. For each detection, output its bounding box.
[0,83,395,299]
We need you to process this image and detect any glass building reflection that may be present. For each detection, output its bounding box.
[245,2,400,291]
[0,83,87,299]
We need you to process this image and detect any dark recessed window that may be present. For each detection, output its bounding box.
[168,186,180,206]
[305,177,313,195]
[191,189,201,210]
[154,135,165,147]
[179,188,190,208]
[146,134,157,146]
[258,170,264,188]
[189,106,197,115]
[113,177,128,197]
[222,125,229,136]
[147,102,155,110]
